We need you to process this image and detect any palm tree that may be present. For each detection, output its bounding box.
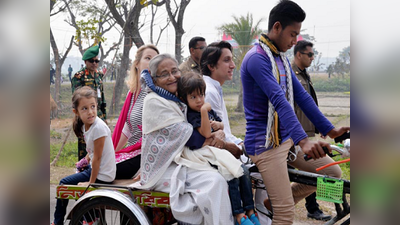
[218,13,264,112]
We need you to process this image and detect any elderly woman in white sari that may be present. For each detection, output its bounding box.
[139,53,238,225]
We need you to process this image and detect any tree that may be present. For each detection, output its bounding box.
[149,3,171,45]
[339,46,350,64]
[311,52,324,73]
[218,13,264,112]
[165,0,190,64]
[333,58,347,78]
[106,0,143,114]
[330,46,350,78]
[105,0,169,114]
[50,0,74,118]
[326,64,334,78]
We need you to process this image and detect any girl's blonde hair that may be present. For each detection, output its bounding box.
[72,86,97,138]
[126,44,159,93]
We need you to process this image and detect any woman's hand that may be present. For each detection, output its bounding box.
[202,130,226,147]
[211,129,225,141]
[209,130,226,147]
[213,138,226,149]
[115,134,128,152]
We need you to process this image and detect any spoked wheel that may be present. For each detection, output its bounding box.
[70,197,141,225]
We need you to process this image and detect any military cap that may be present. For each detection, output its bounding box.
[82,42,101,61]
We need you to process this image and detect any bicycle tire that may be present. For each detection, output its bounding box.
[70,197,141,225]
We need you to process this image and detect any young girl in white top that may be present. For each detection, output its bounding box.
[51,86,116,225]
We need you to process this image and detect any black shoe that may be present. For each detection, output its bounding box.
[307,210,332,221]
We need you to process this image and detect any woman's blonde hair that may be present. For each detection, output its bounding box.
[126,44,159,93]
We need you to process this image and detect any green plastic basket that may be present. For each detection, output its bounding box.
[316,177,344,203]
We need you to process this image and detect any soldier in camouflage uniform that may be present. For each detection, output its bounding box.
[179,36,206,75]
[71,43,107,160]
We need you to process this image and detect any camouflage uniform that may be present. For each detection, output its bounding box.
[179,57,201,75]
[71,67,107,160]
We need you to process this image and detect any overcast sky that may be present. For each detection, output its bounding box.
[50,0,350,61]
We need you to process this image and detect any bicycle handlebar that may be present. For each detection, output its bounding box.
[334,131,350,143]
[304,139,350,161]
[303,132,350,161]
[304,146,329,161]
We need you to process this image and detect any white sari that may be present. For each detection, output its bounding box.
[140,92,235,225]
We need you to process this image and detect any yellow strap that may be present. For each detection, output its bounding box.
[273,112,280,147]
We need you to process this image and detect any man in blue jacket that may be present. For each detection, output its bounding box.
[240,0,349,223]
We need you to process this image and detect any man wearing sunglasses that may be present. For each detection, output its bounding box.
[291,40,341,221]
[71,43,107,161]
[179,36,206,75]
[292,40,317,138]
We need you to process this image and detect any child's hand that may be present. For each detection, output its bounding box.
[210,121,222,131]
[77,181,90,186]
[85,154,91,163]
[201,102,212,112]
[133,173,141,182]
[75,157,89,173]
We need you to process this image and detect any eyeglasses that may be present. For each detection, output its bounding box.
[299,52,314,58]
[193,46,206,50]
[155,69,181,79]
[87,58,100,64]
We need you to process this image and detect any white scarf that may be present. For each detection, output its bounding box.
[140,92,243,189]
[139,92,191,189]
[259,41,294,148]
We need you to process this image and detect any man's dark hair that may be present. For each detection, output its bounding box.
[189,36,206,51]
[294,40,313,55]
[268,0,306,31]
[177,72,206,104]
[200,41,233,76]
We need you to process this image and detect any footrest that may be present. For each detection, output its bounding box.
[56,180,171,208]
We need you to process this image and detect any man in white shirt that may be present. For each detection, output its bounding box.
[200,41,243,157]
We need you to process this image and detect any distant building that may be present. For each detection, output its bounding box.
[221,32,258,49]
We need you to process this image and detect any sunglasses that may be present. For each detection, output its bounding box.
[87,58,100,63]
[299,52,314,58]
[193,46,205,50]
